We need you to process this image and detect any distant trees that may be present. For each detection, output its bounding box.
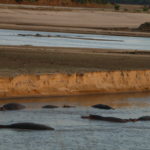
[109,0,150,5]
[15,0,23,2]
[15,0,38,2]
[74,0,150,5]
[14,0,150,5]
[74,0,109,4]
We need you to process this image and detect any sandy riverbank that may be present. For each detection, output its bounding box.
[0,46,150,76]
[0,43,150,97]
[1,69,150,98]
[0,5,150,36]
[0,5,150,97]
[1,46,150,98]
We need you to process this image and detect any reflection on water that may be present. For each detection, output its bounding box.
[0,92,150,108]
[0,93,150,150]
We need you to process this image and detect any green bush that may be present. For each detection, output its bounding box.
[143,6,149,12]
[15,0,23,2]
[16,0,38,2]
[114,4,120,11]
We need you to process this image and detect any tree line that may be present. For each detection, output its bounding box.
[74,0,150,5]
[13,0,150,5]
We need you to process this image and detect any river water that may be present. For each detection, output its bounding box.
[1,29,150,149]
[0,93,150,150]
[0,29,150,50]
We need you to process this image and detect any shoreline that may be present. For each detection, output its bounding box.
[1,24,150,37]
[0,45,150,77]
[0,46,150,97]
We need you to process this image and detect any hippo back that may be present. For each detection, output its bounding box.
[138,116,150,121]
[8,122,54,130]
[3,103,25,110]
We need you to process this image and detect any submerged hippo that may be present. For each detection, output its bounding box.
[92,104,114,110]
[81,115,137,123]
[138,116,150,121]
[0,122,54,130]
[0,103,26,111]
[42,105,58,109]
[63,105,75,108]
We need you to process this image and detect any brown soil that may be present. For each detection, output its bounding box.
[0,46,150,77]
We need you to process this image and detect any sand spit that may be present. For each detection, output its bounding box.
[0,70,150,98]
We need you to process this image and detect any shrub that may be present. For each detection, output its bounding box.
[114,4,120,11]
[15,0,23,2]
[143,6,149,12]
[138,22,150,31]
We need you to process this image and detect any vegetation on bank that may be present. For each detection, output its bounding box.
[0,0,150,12]
[138,22,150,31]
[3,0,150,5]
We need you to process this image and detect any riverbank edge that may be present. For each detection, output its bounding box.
[1,24,150,37]
[0,70,150,98]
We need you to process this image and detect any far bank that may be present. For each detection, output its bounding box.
[0,6,150,37]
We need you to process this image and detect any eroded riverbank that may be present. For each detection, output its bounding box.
[0,70,150,98]
[0,45,150,97]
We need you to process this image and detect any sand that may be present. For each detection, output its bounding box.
[0,5,150,98]
[0,5,150,36]
[0,5,150,77]
[0,46,150,77]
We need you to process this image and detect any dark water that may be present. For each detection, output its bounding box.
[0,93,150,150]
[0,29,150,50]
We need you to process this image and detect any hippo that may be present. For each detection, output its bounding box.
[81,115,137,123]
[138,116,150,121]
[0,103,26,111]
[92,104,114,110]
[0,122,54,130]
[63,105,75,108]
[42,105,58,109]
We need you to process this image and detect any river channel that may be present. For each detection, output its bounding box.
[0,29,150,50]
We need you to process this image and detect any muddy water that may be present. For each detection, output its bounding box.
[0,93,150,150]
[0,29,150,50]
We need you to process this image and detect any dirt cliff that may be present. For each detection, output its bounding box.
[0,70,150,98]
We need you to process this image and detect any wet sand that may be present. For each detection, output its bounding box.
[0,46,150,76]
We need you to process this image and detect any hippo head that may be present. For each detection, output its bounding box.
[0,107,5,111]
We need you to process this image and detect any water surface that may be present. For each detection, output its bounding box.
[0,93,150,150]
[0,29,150,149]
[0,29,150,51]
